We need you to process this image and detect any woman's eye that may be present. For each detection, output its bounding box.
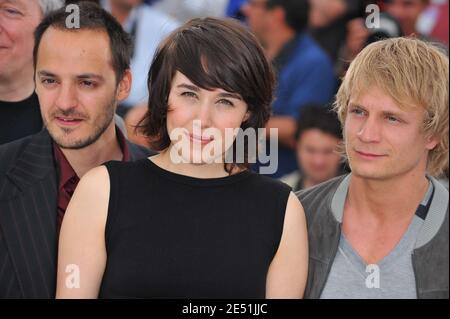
[181,91,197,98]
[217,99,234,107]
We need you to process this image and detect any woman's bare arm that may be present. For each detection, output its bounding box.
[266,192,309,298]
[56,166,110,299]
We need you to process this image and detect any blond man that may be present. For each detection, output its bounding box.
[297,37,448,299]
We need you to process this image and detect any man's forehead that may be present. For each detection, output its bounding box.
[40,27,112,57]
[37,28,114,73]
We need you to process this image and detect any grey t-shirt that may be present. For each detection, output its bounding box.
[321,183,433,299]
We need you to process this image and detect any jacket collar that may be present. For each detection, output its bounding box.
[6,126,137,193]
[330,174,449,248]
[6,130,56,193]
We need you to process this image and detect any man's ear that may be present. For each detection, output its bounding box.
[116,69,132,102]
[425,134,439,151]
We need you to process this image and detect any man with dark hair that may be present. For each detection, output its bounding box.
[281,105,345,191]
[0,2,153,298]
[242,0,336,178]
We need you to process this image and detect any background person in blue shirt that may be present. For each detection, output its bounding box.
[242,0,336,177]
[226,0,247,19]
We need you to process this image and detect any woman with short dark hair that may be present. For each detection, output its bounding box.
[56,17,308,299]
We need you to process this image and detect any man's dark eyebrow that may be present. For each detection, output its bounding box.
[177,83,200,92]
[37,71,56,77]
[77,74,104,81]
[36,71,104,81]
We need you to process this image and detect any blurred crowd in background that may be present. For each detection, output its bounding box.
[1,0,449,188]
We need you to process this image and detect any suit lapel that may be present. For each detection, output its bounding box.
[0,130,58,298]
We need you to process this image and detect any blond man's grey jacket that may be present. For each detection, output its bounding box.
[296,174,449,299]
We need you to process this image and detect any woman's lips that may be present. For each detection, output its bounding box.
[188,133,214,145]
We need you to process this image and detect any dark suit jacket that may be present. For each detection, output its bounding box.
[0,129,153,298]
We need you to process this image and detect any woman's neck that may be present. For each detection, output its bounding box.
[150,148,238,179]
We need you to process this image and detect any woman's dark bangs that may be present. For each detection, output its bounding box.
[171,32,246,97]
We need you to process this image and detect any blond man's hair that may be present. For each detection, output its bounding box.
[334,37,449,177]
